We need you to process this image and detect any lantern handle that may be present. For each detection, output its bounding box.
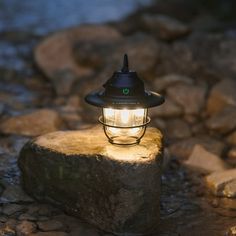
[121,54,129,73]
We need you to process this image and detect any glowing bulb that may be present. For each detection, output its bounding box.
[120,109,129,124]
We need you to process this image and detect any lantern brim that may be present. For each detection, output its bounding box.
[85,90,165,108]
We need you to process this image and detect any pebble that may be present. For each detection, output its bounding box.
[227,131,236,146]
[206,106,236,134]
[227,147,236,165]
[141,14,190,40]
[16,220,37,236]
[206,169,236,197]
[184,145,228,173]
[167,83,207,115]
[166,119,191,139]
[30,232,68,236]
[0,109,63,136]
[0,185,33,204]
[206,79,236,115]
[153,74,193,92]
[37,220,65,232]
[2,204,26,216]
[169,136,225,160]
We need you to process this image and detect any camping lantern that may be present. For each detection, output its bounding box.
[85,54,164,145]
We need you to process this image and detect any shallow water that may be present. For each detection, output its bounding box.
[0,0,152,34]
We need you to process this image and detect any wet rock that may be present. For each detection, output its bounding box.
[166,119,191,139]
[35,25,122,95]
[2,204,25,216]
[37,220,65,232]
[205,106,236,134]
[0,185,33,204]
[153,74,193,92]
[167,83,207,115]
[169,136,225,160]
[18,214,37,222]
[0,109,63,136]
[141,14,190,40]
[69,227,100,236]
[206,79,236,115]
[0,225,16,236]
[18,126,163,235]
[149,98,183,118]
[206,169,236,197]
[227,131,236,146]
[16,220,37,236]
[184,145,228,173]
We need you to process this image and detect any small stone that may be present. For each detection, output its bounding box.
[37,220,65,232]
[206,169,236,197]
[227,131,236,145]
[206,106,236,134]
[18,126,163,235]
[149,98,183,118]
[141,14,190,40]
[206,79,236,115]
[167,83,207,115]
[0,216,8,223]
[30,232,68,236]
[0,109,63,136]
[0,225,16,236]
[153,74,193,92]
[35,25,121,95]
[0,185,33,204]
[18,214,37,221]
[227,147,236,165]
[169,136,224,160]
[69,227,99,236]
[16,220,37,236]
[166,119,191,139]
[2,204,25,216]
[227,225,236,236]
[184,145,228,173]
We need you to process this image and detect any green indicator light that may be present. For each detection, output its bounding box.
[122,88,130,95]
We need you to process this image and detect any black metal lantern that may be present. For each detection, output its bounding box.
[85,54,164,145]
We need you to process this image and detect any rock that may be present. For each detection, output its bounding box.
[166,119,191,139]
[227,147,236,165]
[2,204,26,216]
[169,136,225,160]
[205,106,236,134]
[206,169,236,197]
[0,185,33,204]
[69,227,100,236]
[149,98,183,118]
[206,79,236,115]
[0,109,63,136]
[227,225,236,236]
[16,221,37,236]
[35,25,122,95]
[18,126,163,235]
[30,232,68,236]
[37,220,65,232]
[227,131,236,145]
[141,14,190,40]
[167,83,207,115]
[184,145,228,173]
[153,74,193,92]
[0,225,16,236]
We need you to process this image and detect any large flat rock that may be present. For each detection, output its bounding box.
[18,126,163,236]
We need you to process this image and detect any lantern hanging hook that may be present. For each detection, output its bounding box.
[121,54,129,73]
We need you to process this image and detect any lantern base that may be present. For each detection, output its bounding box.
[108,135,140,146]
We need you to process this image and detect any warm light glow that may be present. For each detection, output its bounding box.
[102,108,147,144]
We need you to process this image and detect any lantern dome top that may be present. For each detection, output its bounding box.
[85,54,164,108]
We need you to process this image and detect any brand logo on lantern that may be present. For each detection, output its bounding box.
[122,88,130,95]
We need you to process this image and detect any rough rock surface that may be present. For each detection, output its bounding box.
[18,126,163,235]
[206,79,236,115]
[185,145,228,173]
[206,169,236,198]
[0,109,63,136]
[206,106,236,134]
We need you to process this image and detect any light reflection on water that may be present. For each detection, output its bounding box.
[0,0,153,34]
